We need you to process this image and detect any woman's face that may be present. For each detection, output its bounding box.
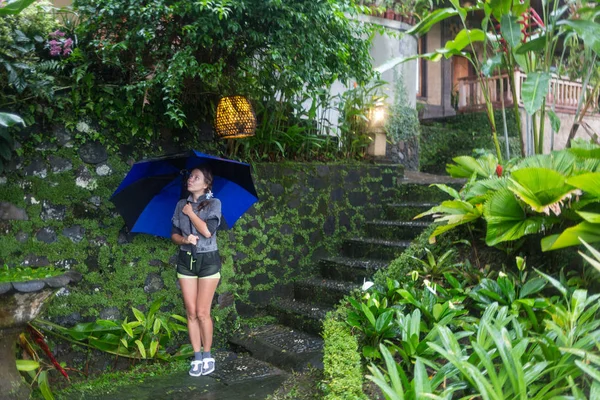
[187,169,208,194]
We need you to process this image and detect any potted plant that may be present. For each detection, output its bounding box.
[384,0,396,20]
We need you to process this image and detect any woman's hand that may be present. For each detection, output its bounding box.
[182,203,194,217]
[186,234,199,245]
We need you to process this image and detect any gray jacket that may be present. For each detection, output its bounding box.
[171,195,221,253]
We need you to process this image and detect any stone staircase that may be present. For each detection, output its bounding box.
[230,179,455,373]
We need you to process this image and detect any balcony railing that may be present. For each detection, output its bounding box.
[457,70,598,115]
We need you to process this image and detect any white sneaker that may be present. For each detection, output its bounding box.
[202,358,215,375]
[189,360,202,377]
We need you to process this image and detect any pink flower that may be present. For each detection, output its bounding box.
[0,0,6,9]
[48,40,61,46]
[50,48,61,56]
[63,47,72,56]
[49,30,66,38]
[64,38,73,48]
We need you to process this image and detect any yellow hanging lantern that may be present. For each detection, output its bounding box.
[214,96,257,139]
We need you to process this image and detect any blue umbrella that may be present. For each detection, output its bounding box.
[110,150,258,238]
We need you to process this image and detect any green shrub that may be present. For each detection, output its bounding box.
[322,309,365,400]
[385,72,420,145]
[419,111,520,174]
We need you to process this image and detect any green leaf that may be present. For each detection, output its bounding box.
[559,19,600,57]
[547,110,561,133]
[375,310,394,333]
[541,222,600,251]
[566,172,600,197]
[484,188,544,246]
[38,370,54,400]
[535,268,567,298]
[430,183,460,200]
[361,303,376,328]
[153,318,161,335]
[447,154,498,178]
[515,35,547,55]
[16,359,39,371]
[501,15,521,48]
[0,112,25,128]
[515,151,577,175]
[406,8,459,37]
[579,238,600,273]
[508,167,576,213]
[414,357,432,396]
[575,360,600,382]
[482,54,504,77]
[135,340,147,358]
[122,321,134,338]
[150,339,159,358]
[445,29,487,53]
[170,314,187,324]
[132,307,146,323]
[521,72,551,115]
[0,0,37,16]
[519,278,546,299]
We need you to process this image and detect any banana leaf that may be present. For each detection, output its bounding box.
[521,72,551,115]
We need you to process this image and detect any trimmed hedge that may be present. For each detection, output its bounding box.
[322,309,364,400]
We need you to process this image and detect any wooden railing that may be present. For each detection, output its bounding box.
[457,70,598,115]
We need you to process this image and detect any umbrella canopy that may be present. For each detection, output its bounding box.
[110,150,258,238]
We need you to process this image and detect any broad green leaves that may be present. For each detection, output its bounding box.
[484,188,545,246]
[508,168,578,214]
[446,154,499,179]
[418,144,600,251]
[0,0,36,15]
[521,72,551,115]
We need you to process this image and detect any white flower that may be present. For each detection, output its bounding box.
[362,279,374,291]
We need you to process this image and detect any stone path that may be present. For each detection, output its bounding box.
[59,352,287,400]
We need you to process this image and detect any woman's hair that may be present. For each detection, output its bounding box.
[193,165,213,211]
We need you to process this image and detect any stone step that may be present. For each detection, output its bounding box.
[267,298,332,335]
[365,220,430,241]
[294,277,359,306]
[384,202,437,221]
[342,238,411,261]
[229,324,323,373]
[397,182,458,202]
[319,257,389,283]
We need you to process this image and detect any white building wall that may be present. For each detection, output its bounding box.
[518,109,600,153]
[312,16,418,135]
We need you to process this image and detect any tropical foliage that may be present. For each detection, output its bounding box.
[406,0,600,157]
[349,255,600,398]
[416,140,600,251]
[34,297,189,362]
[69,0,376,144]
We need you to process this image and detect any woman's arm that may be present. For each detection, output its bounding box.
[187,212,212,238]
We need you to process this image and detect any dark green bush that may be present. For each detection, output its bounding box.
[419,111,520,174]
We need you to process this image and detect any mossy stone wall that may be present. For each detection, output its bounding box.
[0,140,404,338]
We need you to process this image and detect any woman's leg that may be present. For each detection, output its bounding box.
[195,278,220,352]
[179,278,203,352]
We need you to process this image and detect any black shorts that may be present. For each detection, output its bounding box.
[176,250,221,279]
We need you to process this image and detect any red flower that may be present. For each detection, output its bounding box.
[496,165,503,177]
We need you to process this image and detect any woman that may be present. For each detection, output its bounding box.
[171,166,221,377]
